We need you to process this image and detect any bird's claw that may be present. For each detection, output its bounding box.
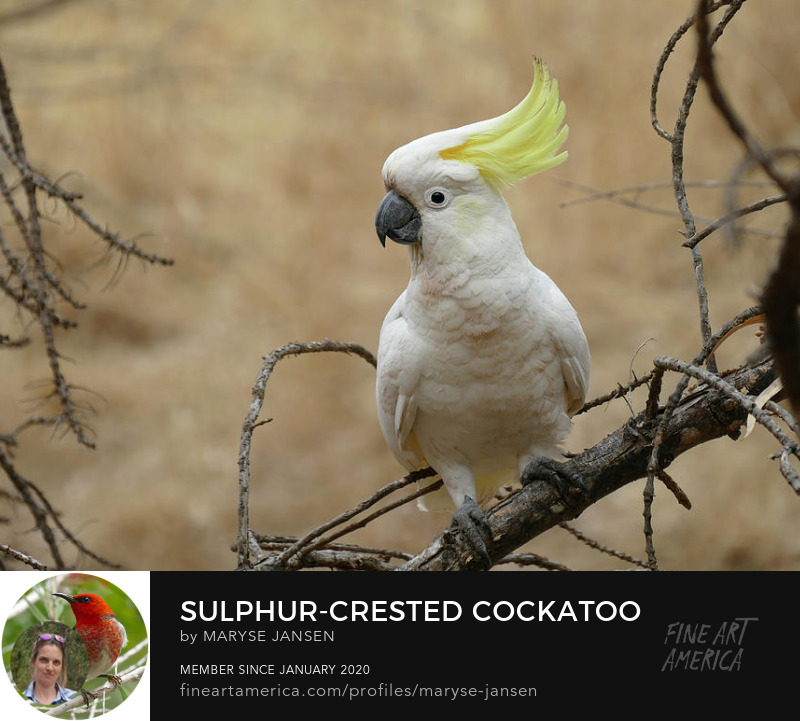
[521,456,587,507]
[79,674,122,706]
[99,672,123,687]
[79,688,98,706]
[449,496,493,569]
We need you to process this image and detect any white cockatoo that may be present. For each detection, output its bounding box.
[375,60,589,559]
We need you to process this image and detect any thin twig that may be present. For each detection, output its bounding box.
[496,553,572,571]
[642,1,749,567]
[575,370,655,416]
[558,178,781,241]
[696,1,788,190]
[275,473,441,567]
[0,51,172,569]
[0,543,47,569]
[257,469,434,570]
[654,355,800,493]
[44,666,145,717]
[248,533,414,570]
[236,340,378,568]
[695,0,800,415]
[559,522,650,569]
[683,193,787,248]
[649,2,728,141]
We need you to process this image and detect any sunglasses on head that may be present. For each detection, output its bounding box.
[38,634,65,643]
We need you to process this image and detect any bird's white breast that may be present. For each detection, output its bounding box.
[399,262,572,474]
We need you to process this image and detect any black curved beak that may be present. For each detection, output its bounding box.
[375,189,421,247]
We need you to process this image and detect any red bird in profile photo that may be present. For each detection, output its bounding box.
[53,592,127,702]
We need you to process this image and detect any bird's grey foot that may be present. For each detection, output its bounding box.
[521,456,587,506]
[449,496,492,569]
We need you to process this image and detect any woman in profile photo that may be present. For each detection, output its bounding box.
[23,632,77,706]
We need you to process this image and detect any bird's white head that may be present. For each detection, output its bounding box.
[375,58,568,259]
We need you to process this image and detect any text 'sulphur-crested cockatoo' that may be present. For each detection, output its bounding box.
[375,59,590,562]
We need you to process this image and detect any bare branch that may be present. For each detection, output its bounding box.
[398,358,777,570]
[496,553,572,571]
[0,543,48,569]
[237,340,378,568]
[695,0,800,416]
[683,193,788,248]
[575,370,655,416]
[558,522,650,570]
[653,355,800,492]
[696,1,789,190]
[254,469,436,571]
[648,0,745,382]
[0,50,172,568]
[248,533,413,571]
[44,666,145,717]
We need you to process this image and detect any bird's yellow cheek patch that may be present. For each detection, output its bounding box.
[452,196,487,237]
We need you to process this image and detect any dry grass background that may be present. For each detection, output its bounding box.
[1,0,799,570]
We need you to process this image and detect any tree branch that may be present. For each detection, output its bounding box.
[399,358,776,570]
[44,666,145,717]
[236,340,378,568]
[695,0,800,414]
[0,50,173,568]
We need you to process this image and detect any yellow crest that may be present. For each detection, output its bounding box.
[439,59,568,188]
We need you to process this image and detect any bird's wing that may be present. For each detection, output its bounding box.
[376,293,427,471]
[553,308,590,416]
[535,270,590,417]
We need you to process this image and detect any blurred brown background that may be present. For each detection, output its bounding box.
[1,0,798,570]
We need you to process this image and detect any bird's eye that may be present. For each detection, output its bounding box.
[425,188,451,208]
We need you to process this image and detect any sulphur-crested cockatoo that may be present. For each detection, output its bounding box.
[375,59,589,559]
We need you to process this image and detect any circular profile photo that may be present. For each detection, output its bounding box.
[2,574,148,717]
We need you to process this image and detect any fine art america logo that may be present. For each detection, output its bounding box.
[661,618,758,672]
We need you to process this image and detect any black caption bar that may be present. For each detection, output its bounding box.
[152,571,791,711]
